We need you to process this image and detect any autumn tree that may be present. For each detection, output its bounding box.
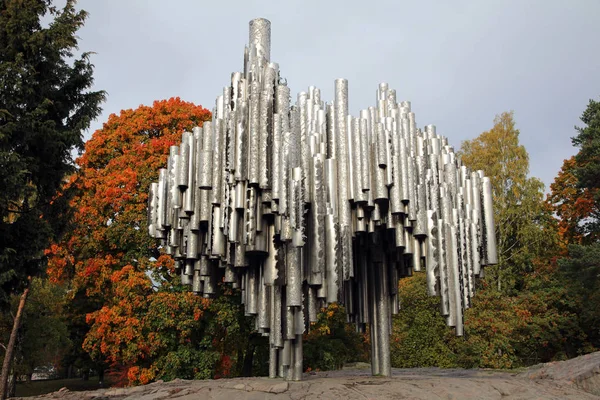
[569,97,600,239]
[430,111,590,367]
[0,0,104,396]
[459,111,554,293]
[46,98,258,384]
[548,157,599,247]
[390,111,596,369]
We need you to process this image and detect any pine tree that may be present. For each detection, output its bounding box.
[571,97,600,237]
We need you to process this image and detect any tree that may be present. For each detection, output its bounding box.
[459,111,552,293]
[558,243,600,348]
[454,111,593,367]
[0,0,104,300]
[458,263,588,369]
[388,111,593,369]
[552,97,600,350]
[45,98,258,385]
[548,157,599,247]
[0,278,71,391]
[569,97,600,240]
[572,99,600,198]
[82,264,219,385]
[0,0,104,396]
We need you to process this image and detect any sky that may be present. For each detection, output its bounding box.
[76,0,600,190]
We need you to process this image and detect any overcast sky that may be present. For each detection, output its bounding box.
[76,0,599,190]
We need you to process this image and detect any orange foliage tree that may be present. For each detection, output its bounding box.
[44,98,249,384]
[548,156,600,248]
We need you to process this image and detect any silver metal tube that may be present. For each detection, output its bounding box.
[347,115,356,201]
[178,133,190,189]
[259,65,276,189]
[482,177,498,265]
[249,18,271,64]
[171,153,182,210]
[286,246,302,307]
[334,79,351,229]
[272,113,281,200]
[148,182,158,237]
[325,213,340,303]
[183,135,196,214]
[198,136,213,189]
[248,80,260,186]
[377,260,391,377]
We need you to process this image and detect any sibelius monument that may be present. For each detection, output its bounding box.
[147,18,498,381]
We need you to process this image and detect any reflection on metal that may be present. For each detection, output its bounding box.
[147,18,498,381]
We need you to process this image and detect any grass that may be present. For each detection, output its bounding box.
[15,376,112,398]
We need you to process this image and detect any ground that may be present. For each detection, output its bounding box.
[13,352,600,399]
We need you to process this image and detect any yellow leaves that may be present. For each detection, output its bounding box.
[460,111,553,291]
[460,111,530,199]
[319,325,331,335]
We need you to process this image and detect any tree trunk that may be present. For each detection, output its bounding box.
[236,349,244,376]
[0,286,30,400]
[7,370,16,398]
[497,275,501,292]
[242,343,255,377]
[98,368,104,387]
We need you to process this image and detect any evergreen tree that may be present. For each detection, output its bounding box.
[555,97,600,348]
[571,97,600,238]
[0,0,104,300]
[0,1,104,396]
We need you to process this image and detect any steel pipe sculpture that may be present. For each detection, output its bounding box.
[147,18,498,381]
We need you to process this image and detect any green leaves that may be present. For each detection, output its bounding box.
[391,274,456,368]
[0,278,71,377]
[303,303,368,371]
[559,244,600,291]
[0,0,105,301]
[573,98,600,194]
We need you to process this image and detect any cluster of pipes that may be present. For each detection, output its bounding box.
[147,18,497,380]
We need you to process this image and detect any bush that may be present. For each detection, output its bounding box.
[303,303,369,371]
[391,274,457,368]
